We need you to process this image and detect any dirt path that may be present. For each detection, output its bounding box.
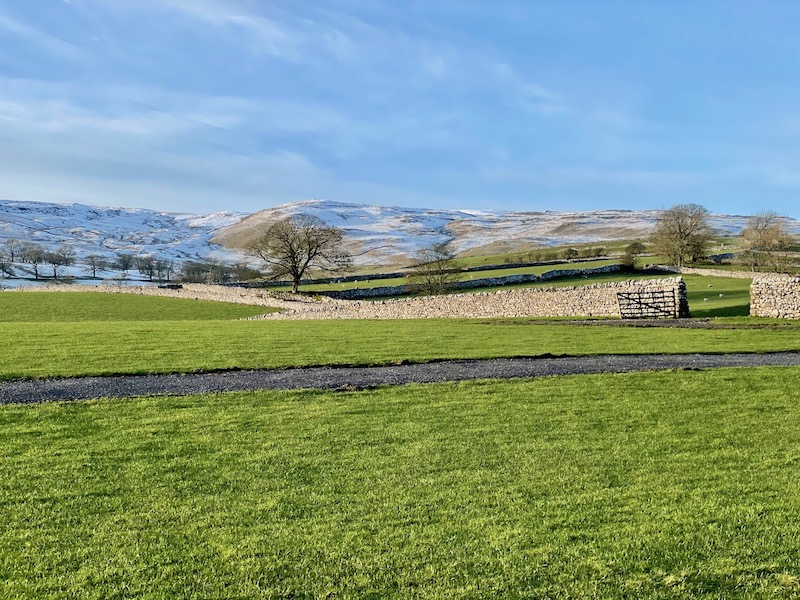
[3,352,800,404]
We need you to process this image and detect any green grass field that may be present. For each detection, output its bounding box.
[0,281,790,381]
[437,273,751,318]
[4,314,800,380]
[269,258,621,292]
[3,369,800,598]
[0,291,274,321]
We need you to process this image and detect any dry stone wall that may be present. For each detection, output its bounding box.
[652,265,758,279]
[9,278,688,321]
[251,278,687,321]
[750,275,800,318]
[322,264,622,300]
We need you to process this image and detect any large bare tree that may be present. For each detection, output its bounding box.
[652,203,713,266]
[742,210,793,272]
[246,214,351,293]
[408,241,462,295]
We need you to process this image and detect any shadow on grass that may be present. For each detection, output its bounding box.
[690,304,751,319]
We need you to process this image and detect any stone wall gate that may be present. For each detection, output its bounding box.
[616,279,689,319]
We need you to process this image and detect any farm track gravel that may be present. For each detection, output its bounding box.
[3,353,800,404]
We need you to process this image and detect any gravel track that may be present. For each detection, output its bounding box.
[3,352,800,404]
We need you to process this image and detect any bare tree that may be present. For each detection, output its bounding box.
[246,215,351,293]
[84,254,108,278]
[0,249,14,277]
[115,253,134,273]
[652,203,713,266]
[408,241,462,295]
[742,211,793,272]
[136,255,156,281]
[57,244,76,267]
[20,242,46,280]
[3,239,21,262]
[45,251,67,279]
[233,261,260,282]
[178,260,231,284]
[42,245,77,280]
[154,257,175,282]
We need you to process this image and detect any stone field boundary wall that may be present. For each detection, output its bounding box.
[227,257,616,288]
[322,264,622,300]
[750,275,800,318]
[251,277,688,321]
[7,277,688,320]
[651,265,759,280]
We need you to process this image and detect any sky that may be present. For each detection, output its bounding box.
[1,1,799,217]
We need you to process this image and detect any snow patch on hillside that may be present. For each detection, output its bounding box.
[0,199,248,264]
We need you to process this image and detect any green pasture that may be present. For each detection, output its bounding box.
[3,369,800,597]
[271,263,751,318]
[3,309,800,380]
[0,280,787,380]
[683,275,752,318]
[0,291,273,321]
[268,258,621,292]
[455,240,640,268]
[448,273,751,318]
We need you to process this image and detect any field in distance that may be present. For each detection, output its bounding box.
[0,291,275,321]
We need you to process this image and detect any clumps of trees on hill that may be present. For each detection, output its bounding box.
[0,239,267,285]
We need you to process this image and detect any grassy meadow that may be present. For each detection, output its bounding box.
[0,279,791,381]
[0,291,274,321]
[3,281,800,597]
[465,273,752,317]
[3,310,800,380]
[270,258,621,293]
[3,369,800,598]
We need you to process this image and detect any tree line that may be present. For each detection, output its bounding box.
[652,203,795,271]
[0,240,258,284]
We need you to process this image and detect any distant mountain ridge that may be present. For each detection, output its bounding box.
[1,198,797,268]
[214,199,787,265]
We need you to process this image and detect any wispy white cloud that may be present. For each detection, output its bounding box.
[116,0,355,62]
[0,11,84,60]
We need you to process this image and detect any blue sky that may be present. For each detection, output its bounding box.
[1,1,799,217]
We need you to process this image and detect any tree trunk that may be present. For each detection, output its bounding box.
[292,278,300,293]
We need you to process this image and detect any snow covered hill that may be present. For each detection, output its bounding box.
[215,199,791,265]
[0,199,247,265]
[2,198,797,278]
